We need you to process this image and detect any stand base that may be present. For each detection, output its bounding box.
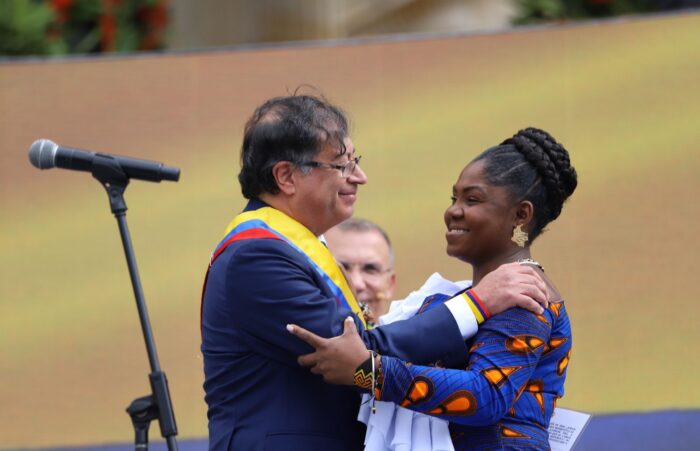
[127,395,159,449]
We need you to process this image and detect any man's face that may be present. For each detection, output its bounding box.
[325,228,396,322]
[292,137,367,236]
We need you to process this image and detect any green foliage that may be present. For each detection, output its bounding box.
[0,0,167,56]
[0,0,61,55]
[513,0,657,25]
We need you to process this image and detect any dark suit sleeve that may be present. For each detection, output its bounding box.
[363,307,469,368]
[223,239,467,368]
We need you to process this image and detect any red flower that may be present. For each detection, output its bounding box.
[138,1,169,50]
[51,0,73,11]
[100,0,119,51]
[50,0,73,23]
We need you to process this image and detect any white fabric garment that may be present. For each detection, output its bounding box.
[358,273,472,451]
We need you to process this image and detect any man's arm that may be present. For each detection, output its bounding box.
[216,239,350,364]
[444,262,549,328]
[364,262,549,367]
[362,305,469,367]
[215,239,467,367]
[215,240,547,369]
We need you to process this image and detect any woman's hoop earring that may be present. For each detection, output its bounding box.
[511,224,528,247]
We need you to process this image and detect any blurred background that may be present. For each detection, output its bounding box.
[2,0,700,56]
[2,1,700,450]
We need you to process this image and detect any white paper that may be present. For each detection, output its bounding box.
[548,407,592,451]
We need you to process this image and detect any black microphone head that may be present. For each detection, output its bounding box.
[29,139,59,169]
[161,165,181,182]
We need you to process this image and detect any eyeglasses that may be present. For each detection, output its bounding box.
[298,156,362,178]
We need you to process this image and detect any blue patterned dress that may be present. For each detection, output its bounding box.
[376,293,572,450]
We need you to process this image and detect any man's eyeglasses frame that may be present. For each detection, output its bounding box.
[298,156,362,178]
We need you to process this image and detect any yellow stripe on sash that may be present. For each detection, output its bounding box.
[224,206,366,328]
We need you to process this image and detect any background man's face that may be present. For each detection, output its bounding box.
[325,228,396,323]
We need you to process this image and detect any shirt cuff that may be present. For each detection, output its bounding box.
[445,295,479,340]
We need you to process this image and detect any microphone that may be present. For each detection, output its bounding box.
[28,139,180,182]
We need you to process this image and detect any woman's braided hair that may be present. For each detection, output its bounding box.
[474,127,578,241]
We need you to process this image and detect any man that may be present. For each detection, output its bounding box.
[200,94,547,450]
[325,218,396,325]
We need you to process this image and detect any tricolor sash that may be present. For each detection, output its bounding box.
[201,206,366,329]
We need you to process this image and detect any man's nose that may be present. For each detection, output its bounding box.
[347,267,367,292]
[348,163,367,185]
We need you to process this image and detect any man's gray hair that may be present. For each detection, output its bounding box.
[335,218,394,268]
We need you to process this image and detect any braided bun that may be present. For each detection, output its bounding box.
[473,127,577,241]
[502,127,577,222]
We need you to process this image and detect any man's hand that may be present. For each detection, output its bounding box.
[472,262,548,316]
[287,317,369,385]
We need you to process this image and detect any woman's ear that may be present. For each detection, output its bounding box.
[270,161,297,195]
[515,200,534,230]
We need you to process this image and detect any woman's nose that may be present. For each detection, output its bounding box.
[445,203,463,218]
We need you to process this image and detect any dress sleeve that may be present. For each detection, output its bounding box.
[377,307,554,426]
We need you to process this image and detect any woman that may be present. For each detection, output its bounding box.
[289,127,578,450]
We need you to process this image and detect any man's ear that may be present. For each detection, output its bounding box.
[271,161,297,195]
[386,271,397,298]
[515,200,534,231]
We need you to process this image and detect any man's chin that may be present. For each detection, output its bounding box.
[354,295,372,306]
[338,193,357,210]
[337,206,354,222]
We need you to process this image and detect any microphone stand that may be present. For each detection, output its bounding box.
[91,154,178,451]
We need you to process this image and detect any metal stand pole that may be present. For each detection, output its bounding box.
[92,154,178,451]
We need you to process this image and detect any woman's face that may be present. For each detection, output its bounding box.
[444,159,519,264]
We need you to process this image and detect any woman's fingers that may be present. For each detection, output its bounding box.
[289,317,369,385]
[287,323,326,349]
[342,316,358,336]
[298,351,318,367]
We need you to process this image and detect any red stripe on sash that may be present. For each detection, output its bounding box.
[211,227,281,264]
[200,227,282,333]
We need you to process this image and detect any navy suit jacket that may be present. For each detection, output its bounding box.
[201,200,468,450]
